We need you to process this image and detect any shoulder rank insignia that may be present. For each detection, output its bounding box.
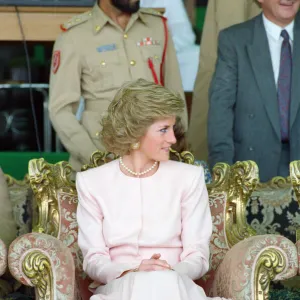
[60,10,92,32]
[139,8,165,17]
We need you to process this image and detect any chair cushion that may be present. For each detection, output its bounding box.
[0,168,17,246]
[246,186,299,242]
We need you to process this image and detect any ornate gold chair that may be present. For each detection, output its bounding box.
[7,152,299,300]
[230,161,300,297]
[198,161,298,298]
[8,160,77,300]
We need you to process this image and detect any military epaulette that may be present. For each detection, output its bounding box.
[60,10,92,32]
[139,8,165,17]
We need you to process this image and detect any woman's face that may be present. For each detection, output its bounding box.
[138,116,177,162]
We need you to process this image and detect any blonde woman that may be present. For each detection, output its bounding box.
[76,79,227,300]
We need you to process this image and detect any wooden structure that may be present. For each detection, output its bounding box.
[0,6,90,41]
[0,6,168,41]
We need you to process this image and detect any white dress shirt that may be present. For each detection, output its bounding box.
[262,14,294,87]
[140,0,200,91]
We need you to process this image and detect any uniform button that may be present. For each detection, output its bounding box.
[100,61,106,67]
[75,18,81,22]
[249,147,254,151]
[123,34,128,39]
[95,132,100,137]
[95,25,101,32]
[130,60,136,66]
[249,114,254,119]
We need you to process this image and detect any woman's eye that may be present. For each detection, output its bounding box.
[160,128,168,133]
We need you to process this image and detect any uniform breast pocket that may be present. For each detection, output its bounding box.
[86,50,122,90]
[140,46,163,83]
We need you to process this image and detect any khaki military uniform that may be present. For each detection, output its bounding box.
[187,0,261,160]
[49,4,187,171]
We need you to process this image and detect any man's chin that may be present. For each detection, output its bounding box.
[111,1,140,14]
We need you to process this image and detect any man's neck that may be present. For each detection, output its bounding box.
[98,1,131,30]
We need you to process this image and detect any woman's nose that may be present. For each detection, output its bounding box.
[168,129,177,144]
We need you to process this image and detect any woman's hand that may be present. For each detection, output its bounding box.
[118,253,171,278]
[137,253,171,271]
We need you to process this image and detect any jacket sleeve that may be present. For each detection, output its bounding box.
[49,31,98,165]
[207,29,237,168]
[76,172,140,284]
[162,22,188,130]
[172,167,212,280]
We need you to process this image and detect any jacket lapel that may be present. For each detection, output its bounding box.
[290,12,300,129]
[246,14,281,141]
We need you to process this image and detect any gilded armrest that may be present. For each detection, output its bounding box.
[211,235,298,300]
[0,239,7,276]
[8,232,75,300]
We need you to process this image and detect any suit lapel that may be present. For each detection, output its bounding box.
[290,12,300,129]
[246,14,281,141]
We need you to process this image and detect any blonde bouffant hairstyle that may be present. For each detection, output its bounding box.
[101,78,185,156]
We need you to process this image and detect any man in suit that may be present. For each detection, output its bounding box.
[188,0,262,161]
[208,0,300,182]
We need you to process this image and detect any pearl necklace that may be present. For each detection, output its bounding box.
[119,157,158,177]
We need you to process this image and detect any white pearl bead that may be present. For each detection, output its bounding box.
[119,157,157,177]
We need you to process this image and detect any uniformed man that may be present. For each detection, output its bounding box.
[49,0,187,171]
[187,0,261,161]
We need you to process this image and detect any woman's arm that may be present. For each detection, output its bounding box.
[172,168,212,280]
[76,172,139,284]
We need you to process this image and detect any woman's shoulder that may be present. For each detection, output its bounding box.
[163,160,203,178]
[77,159,118,181]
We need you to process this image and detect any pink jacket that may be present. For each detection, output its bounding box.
[76,159,212,285]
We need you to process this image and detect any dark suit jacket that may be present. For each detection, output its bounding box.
[208,13,300,182]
